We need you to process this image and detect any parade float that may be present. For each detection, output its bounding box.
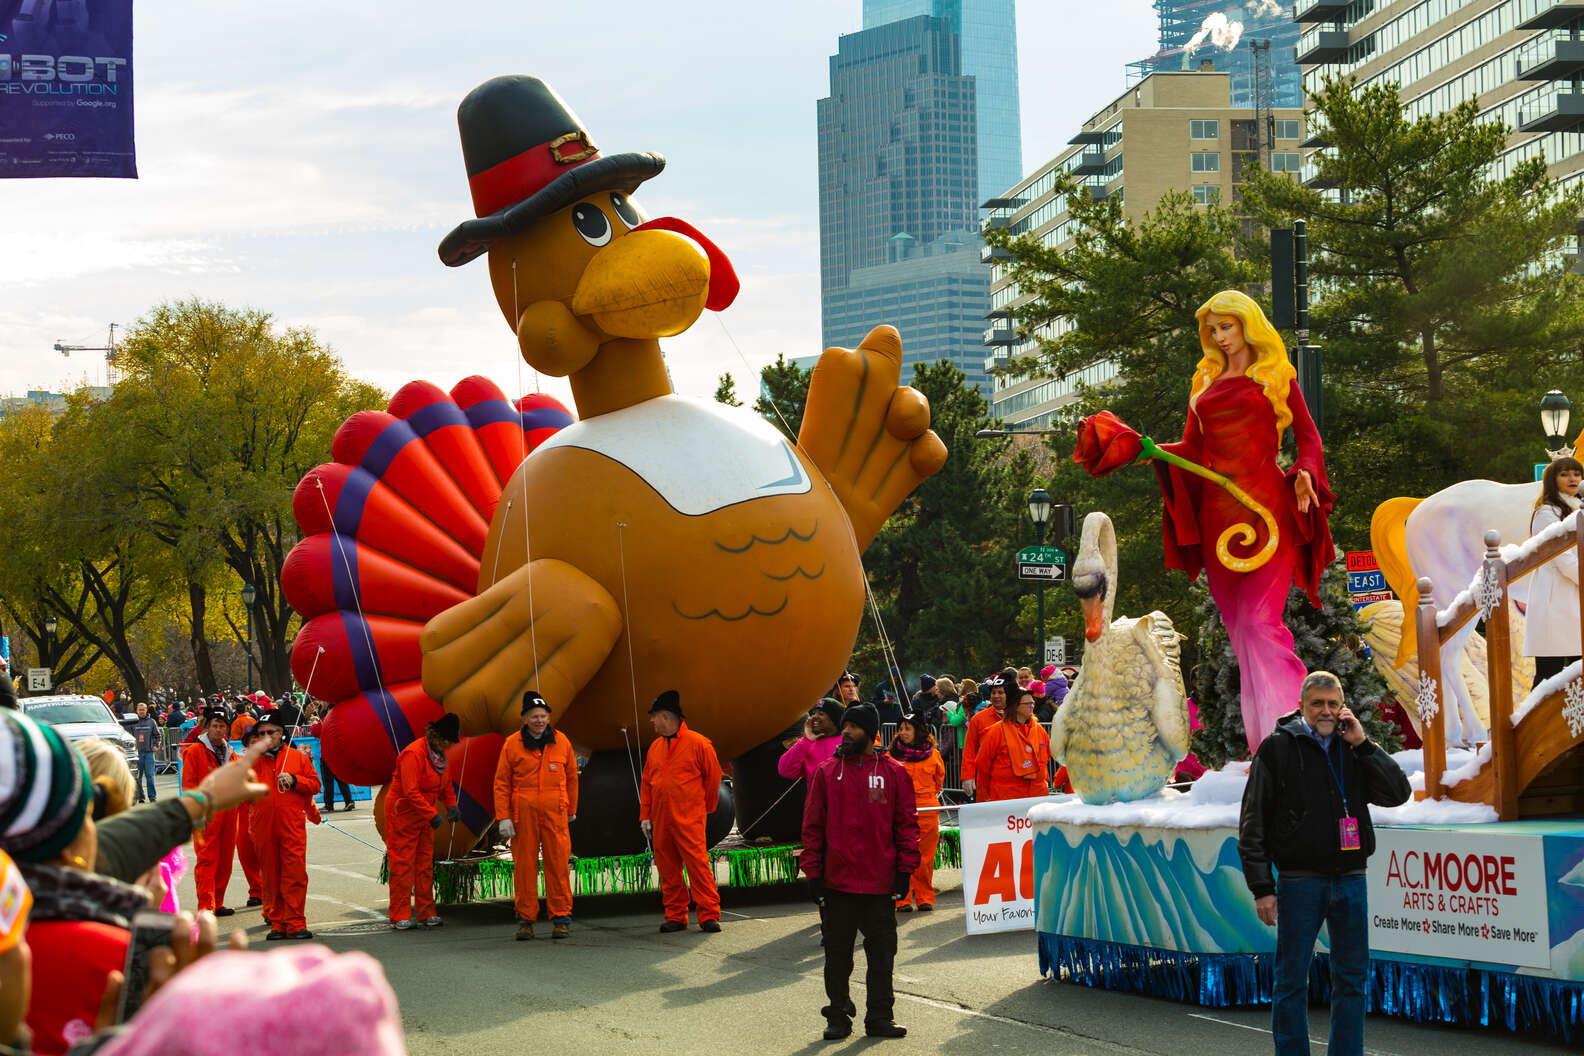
[278,74,949,893]
[1040,292,1584,1038]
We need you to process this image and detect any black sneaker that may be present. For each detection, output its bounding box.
[699,919,721,933]
[265,929,287,941]
[865,1021,907,1039]
[213,906,235,917]
[658,920,687,933]
[283,930,314,940]
[822,1021,852,1041]
[246,897,264,907]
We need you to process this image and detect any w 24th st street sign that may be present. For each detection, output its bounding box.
[1017,545,1067,582]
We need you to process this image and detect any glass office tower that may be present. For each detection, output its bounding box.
[862,0,1023,207]
[1129,0,1303,108]
[818,14,991,396]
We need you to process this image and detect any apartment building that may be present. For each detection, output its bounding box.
[984,70,1304,426]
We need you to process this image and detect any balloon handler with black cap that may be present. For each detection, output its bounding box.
[494,691,579,941]
[249,709,321,940]
[640,689,724,933]
[385,713,462,930]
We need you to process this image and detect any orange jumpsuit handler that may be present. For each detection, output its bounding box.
[494,692,579,939]
[974,684,1055,802]
[249,710,321,938]
[640,690,724,932]
[960,672,1011,800]
[385,715,461,928]
[234,725,266,906]
[181,709,244,913]
[889,714,945,910]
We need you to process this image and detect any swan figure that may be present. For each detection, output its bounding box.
[1052,511,1191,804]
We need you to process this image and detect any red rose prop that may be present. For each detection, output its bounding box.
[1072,411,1143,477]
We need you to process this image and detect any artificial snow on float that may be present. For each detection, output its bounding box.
[1029,764,1584,1039]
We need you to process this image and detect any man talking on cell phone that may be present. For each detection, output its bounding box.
[1237,670,1410,1056]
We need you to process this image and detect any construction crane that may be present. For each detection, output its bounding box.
[53,322,121,386]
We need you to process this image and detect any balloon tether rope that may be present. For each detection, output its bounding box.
[314,479,402,755]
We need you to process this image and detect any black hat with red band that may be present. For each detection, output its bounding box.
[439,75,665,267]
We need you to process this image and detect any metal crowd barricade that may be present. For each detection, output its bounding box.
[153,725,185,774]
[877,720,967,802]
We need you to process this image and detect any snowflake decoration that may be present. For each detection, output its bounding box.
[1476,563,1504,624]
[1414,673,1440,726]
[1564,678,1584,740]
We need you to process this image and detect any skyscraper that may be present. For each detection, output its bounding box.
[1129,0,1302,109]
[818,15,990,396]
[862,0,1022,205]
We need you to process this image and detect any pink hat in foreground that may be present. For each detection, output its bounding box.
[100,947,405,1056]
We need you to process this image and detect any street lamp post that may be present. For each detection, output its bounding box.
[1028,489,1053,666]
[42,615,57,690]
[1541,389,1573,459]
[241,583,257,692]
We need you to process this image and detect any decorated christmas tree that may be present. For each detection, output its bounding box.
[1191,562,1403,768]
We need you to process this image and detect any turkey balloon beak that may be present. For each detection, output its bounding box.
[1081,594,1106,641]
[570,229,710,339]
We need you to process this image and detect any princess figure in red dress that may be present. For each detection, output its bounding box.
[1074,290,1335,749]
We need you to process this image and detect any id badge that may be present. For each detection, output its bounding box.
[1338,816,1360,851]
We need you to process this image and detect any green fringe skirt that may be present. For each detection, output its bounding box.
[382,828,962,906]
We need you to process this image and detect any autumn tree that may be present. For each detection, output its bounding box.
[109,300,385,694]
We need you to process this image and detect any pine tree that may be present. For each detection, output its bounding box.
[712,372,742,407]
[1191,563,1403,768]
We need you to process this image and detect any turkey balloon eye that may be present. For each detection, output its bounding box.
[571,203,612,246]
[609,192,643,228]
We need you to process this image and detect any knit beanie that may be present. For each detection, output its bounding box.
[842,703,880,740]
[810,697,844,728]
[0,710,91,863]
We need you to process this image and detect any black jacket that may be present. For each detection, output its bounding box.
[1238,709,1411,899]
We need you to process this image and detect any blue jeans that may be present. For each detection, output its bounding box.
[137,752,158,801]
[1272,874,1367,1056]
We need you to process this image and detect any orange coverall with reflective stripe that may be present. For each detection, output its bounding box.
[180,738,240,911]
[639,722,723,924]
[897,747,945,908]
[493,730,578,923]
[973,719,1053,802]
[249,747,320,932]
[235,800,263,900]
[960,705,1005,792]
[385,737,458,924]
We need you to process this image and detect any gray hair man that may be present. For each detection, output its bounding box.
[1238,670,1410,1056]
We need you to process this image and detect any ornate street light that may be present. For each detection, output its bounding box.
[41,615,57,688]
[1028,489,1053,670]
[241,584,258,692]
[1541,389,1573,458]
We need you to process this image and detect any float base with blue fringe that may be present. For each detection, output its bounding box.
[1039,934,1583,1042]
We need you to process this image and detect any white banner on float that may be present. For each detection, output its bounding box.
[1368,827,1550,969]
[959,795,1059,935]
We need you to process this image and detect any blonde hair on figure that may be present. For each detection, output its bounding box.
[1190,289,1298,439]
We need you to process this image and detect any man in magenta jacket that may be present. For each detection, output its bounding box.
[777,698,844,783]
[800,703,920,1041]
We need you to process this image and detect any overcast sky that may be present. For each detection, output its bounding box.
[2,0,1159,408]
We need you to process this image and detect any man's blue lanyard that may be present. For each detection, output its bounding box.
[1321,739,1350,818]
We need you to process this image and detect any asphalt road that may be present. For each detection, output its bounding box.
[156,775,1568,1055]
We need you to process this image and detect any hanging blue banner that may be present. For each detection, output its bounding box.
[0,0,136,179]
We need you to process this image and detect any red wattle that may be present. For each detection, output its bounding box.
[630,216,740,312]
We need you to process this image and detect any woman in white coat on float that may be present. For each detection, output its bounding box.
[1523,455,1584,688]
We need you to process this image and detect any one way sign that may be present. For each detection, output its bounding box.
[1018,562,1066,582]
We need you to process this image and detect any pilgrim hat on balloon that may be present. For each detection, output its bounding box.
[438,75,666,267]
